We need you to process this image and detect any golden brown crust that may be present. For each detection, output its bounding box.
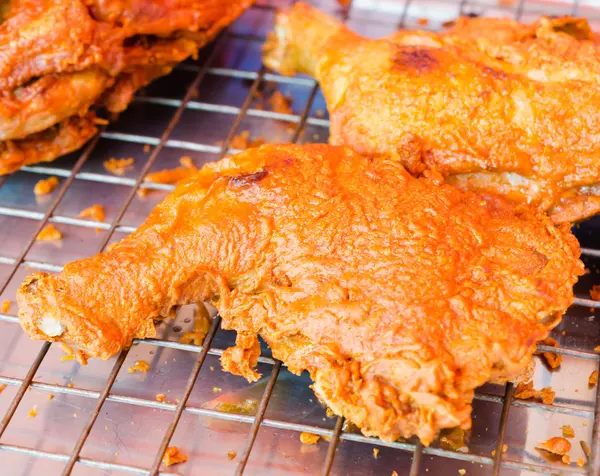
[263,4,600,222]
[0,113,97,175]
[17,144,583,445]
[0,0,254,173]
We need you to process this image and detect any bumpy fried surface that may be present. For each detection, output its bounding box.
[18,144,583,445]
[0,0,253,173]
[263,4,600,222]
[0,113,98,175]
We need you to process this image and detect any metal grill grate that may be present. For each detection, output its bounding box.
[0,0,599,475]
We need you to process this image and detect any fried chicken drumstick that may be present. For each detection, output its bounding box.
[0,0,253,174]
[264,4,600,223]
[18,144,582,445]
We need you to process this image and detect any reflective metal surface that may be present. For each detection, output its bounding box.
[0,0,599,475]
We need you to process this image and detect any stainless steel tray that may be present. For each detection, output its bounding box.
[0,0,599,475]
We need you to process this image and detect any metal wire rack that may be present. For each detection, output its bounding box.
[0,0,599,475]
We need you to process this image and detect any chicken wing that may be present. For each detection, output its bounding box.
[263,4,600,222]
[18,144,583,445]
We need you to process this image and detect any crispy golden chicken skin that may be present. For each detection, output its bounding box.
[263,4,600,222]
[18,144,582,445]
[0,0,253,173]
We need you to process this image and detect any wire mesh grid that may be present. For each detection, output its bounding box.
[0,0,598,475]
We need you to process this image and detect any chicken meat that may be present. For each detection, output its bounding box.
[0,0,253,174]
[263,4,600,223]
[18,144,583,445]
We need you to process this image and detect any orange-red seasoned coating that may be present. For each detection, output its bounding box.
[17,144,583,445]
[263,4,600,222]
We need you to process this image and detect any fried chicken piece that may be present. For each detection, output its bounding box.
[263,4,600,222]
[17,145,583,445]
[0,113,97,175]
[0,0,253,174]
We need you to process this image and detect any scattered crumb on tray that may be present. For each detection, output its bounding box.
[67,383,73,388]
[0,383,6,393]
[162,446,187,467]
[491,444,507,457]
[315,109,325,118]
[417,18,429,26]
[326,407,335,418]
[391,471,399,476]
[213,387,222,393]
[561,425,575,438]
[143,144,151,153]
[156,393,166,403]
[104,157,135,176]
[577,458,585,468]
[128,360,150,374]
[595,345,600,352]
[373,448,379,458]
[536,337,562,369]
[34,176,59,196]
[589,370,598,388]
[227,451,236,460]
[93,117,109,125]
[179,304,211,346]
[47,394,54,400]
[536,437,571,455]
[28,405,37,418]
[581,440,591,459]
[60,343,76,362]
[590,284,600,300]
[179,156,194,169]
[37,224,62,241]
[514,380,555,405]
[269,90,293,115]
[1,300,10,313]
[78,204,105,223]
[136,188,151,198]
[458,470,466,476]
[230,130,265,150]
[300,432,320,445]
[562,455,570,465]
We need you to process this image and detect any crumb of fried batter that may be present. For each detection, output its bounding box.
[336,0,351,6]
[315,109,325,117]
[562,455,570,465]
[78,204,105,223]
[536,437,571,455]
[136,188,151,198]
[213,387,222,393]
[67,383,73,388]
[300,432,320,444]
[227,451,236,460]
[162,446,187,467]
[104,157,135,176]
[0,383,6,393]
[536,337,562,369]
[458,470,466,476]
[561,425,575,438]
[156,393,166,403]
[577,457,585,468]
[47,394,54,400]
[589,370,598,388]
[37,224,62,241]
[1,300,10,313]
[93,117,109,125]
[144,165,197,185]
[28,405,37,418]
[34,176,59,196]
[581,440,591,458]
[179,156,194,169]
[373,448,379,458]
[60,343,76,362]
[230,130,265,150]
[514,381,555,404]
[590,284,600,300]
[595,345,600,352]
[179,305,211,346]
[417,18,429,25]
[143,144,151,153]
[128,360,150,374]
[269,91,293,115]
